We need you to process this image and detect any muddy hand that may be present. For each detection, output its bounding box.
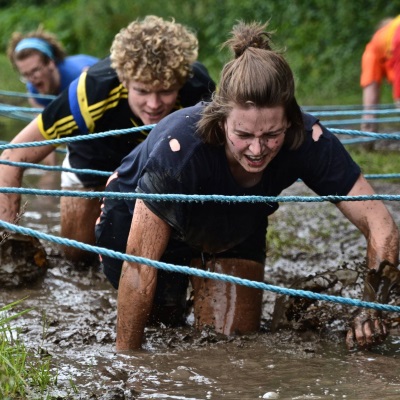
[346,261,400,350]
[0,230,48,287]
[346,308,388,350]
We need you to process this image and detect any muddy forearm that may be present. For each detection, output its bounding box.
[116,262,157,351]
[0,156,25,223]
[115,200,170,350]
[337,175,399,272]
[0,118,56,223]
[365,218,399,272]
[346,226,399,350]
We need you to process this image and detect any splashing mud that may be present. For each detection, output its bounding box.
[1,171,400,399]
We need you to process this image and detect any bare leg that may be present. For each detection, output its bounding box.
[191,258,264,335]
[60,186,104,265]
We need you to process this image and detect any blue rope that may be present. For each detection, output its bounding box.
[0,90,56,101]
[1,99,399,121]
[0,159,110,176]
[0,219,399,314]
[0,126,397,153]
[302,103,396,111]
[323,117,400,126]
[364,173,400,180]
[0,124,156,150]
[0,142,66,154]
[312,108,400,117]
[1,186,400,203]
[1,159,399,181]
[330,128,400,139]
[341,137,378,145]
[0,103,42,113]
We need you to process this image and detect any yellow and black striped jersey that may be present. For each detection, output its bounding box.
[38,57,215,186]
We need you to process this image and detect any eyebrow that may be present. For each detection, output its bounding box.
[234,128,284,136]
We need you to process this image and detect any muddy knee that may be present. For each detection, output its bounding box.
[191,258,264,336]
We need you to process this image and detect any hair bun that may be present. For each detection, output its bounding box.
[224,21,273,58]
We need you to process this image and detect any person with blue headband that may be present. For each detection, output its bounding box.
[0,17,215,268]
[7,28,99,109]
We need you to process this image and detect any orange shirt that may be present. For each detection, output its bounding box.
[360,15,400,89]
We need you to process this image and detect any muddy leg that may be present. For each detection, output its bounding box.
[60,187,103,265]
[191,258,264,335]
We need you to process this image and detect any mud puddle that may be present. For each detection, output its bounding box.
[1,171,400,399]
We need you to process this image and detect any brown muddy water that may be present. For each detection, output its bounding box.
[2,162,400,399]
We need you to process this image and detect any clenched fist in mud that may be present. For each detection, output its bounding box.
[346,261,400,350]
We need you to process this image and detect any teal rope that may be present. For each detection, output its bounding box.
[302,103,396,111]
[364,173,400,180]
[323,117,400,126]
[0,126,397,153]
[0,90,56,101]
[1,186,400,203]
[0,103,42,113]
[342,138,377,145]
[312,108,400,117]
[0,219,398,313]
[0,124,155,150]
[0,97,399,116]
[0,159,110,176]
[1,159,399,181]
[330,128,400,139]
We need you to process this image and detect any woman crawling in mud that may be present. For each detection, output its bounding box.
[95,20,400,351]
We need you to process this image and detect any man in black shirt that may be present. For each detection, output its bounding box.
[0,16,215,265]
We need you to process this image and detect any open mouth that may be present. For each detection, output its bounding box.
[144,111,164,121]
[34,82,45,92]
[244,154,267,167]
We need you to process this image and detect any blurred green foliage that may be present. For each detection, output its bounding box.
[0,0,398,105]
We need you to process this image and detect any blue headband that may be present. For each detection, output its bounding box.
[15,38,54,59]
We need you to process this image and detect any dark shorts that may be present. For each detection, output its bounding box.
[95,177,193,325]
[95,177,267,315]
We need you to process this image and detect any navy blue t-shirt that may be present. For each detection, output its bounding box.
[117,103,361,254]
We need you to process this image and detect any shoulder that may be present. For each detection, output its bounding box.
[58,55,98,71]
[118,104,208,186]
[178,62,216,106]
[65,54,100,66]
[154,103,204,132]
[148,104,204,146]
[85,57,114,76]
[82,58,124,101]
[301,112,319,131]
[300,112,340,145]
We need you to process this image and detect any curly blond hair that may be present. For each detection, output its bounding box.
[110,16,198,89]
[7,26,66,68]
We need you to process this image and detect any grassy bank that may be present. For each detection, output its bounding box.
[0,300,58,399]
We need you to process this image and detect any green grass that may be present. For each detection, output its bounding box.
[0,299,58,399]
[347,146,400,176]
[0,54,26,93]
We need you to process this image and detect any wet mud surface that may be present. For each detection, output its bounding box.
[1,172,400,399]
